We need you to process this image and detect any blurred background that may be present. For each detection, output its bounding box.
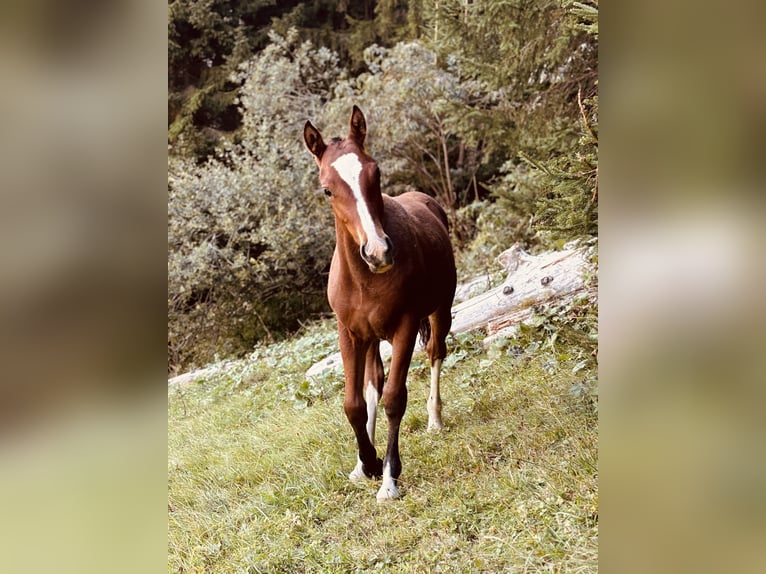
[601,0,766,572]
[0,0,764,572]
[0,0,166,572]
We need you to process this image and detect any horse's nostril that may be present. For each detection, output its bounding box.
[360,237,393,270]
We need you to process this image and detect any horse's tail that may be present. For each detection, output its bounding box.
[418,317,431,349]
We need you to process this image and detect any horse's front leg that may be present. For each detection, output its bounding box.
[339,324,382,481]
[377,316,418,502]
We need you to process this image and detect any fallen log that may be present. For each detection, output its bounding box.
[168,364,227,386]
[450,240,593,335]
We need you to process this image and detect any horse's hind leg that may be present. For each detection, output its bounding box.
[426,304,452,431]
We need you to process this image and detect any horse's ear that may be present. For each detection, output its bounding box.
[349,105,366,147]
[304,121,326,160]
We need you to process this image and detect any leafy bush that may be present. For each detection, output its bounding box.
[168,31,343,373]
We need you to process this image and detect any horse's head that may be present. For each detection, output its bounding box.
[304,106,394,274]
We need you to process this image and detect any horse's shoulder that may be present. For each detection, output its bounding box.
[386,192,449,232]
[388,191,432,210]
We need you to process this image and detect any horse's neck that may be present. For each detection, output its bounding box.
[334,220,368,280]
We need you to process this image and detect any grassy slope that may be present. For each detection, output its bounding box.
[168,321,597,573]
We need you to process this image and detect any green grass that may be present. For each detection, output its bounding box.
[168,321,597,573]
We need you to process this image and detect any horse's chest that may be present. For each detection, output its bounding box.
[328,279,402,339]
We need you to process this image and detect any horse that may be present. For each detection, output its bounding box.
[303,106,457,502]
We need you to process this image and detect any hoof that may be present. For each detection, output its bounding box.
[376,461,400,502]
[349,458,383,482]
[367,457,384,479]
[427,418,445,432]
[376,481,400,503]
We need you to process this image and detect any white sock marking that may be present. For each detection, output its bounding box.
[331,153,387,250]
[427,358,445,431]
[365,381,379,445]
[376,461,400,502]
[349,457,366,483]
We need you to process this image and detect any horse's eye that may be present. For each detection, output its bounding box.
[323,187,332,197]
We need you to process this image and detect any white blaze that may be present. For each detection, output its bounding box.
[331,153,387,248]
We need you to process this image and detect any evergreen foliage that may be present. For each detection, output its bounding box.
[169,0,418,159]
[168,0,281,158]
[423,0,598,250]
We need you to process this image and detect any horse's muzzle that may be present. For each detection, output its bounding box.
[361,236,394,273]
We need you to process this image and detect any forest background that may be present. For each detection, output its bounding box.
[168,0,598,373]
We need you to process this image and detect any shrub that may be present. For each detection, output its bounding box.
[168,31,343,373]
